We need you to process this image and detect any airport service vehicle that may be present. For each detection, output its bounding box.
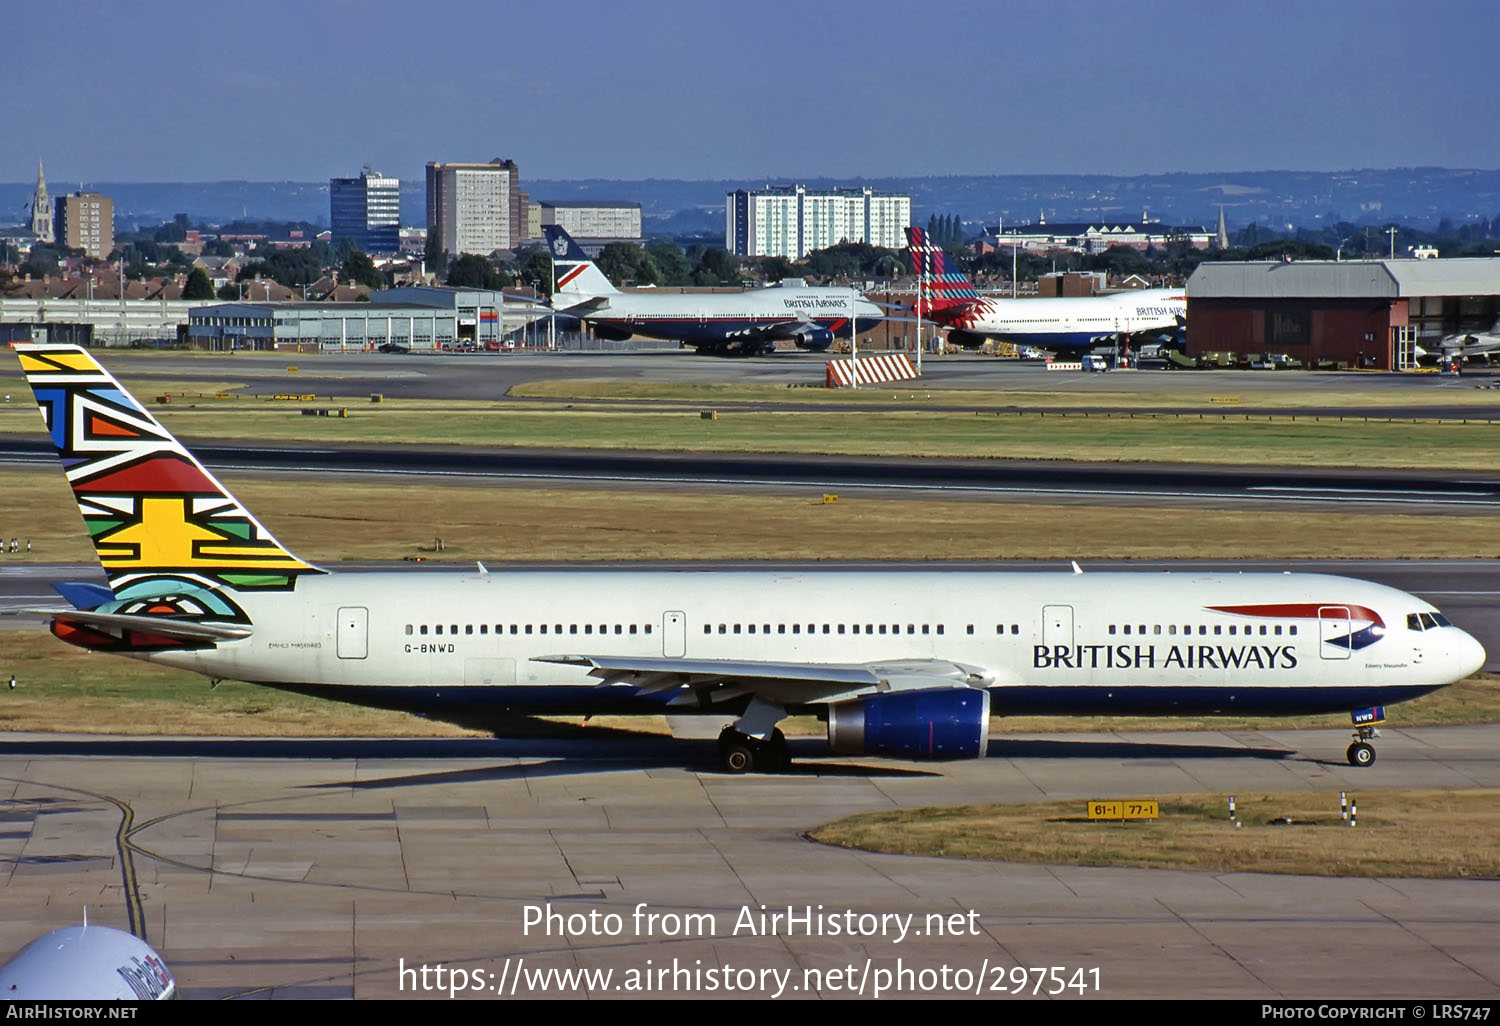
[15,345,1485,772]
[906,226,1185,352]
[545,225,883,356]
[0,923,175,999]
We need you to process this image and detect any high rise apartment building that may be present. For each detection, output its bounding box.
[330,167,400,253]
[726,185,911,259]
[55,191,113,259]
[539,201,642,241]
[425,159,533,257]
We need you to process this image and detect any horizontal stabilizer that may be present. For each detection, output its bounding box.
[553,296,612,315]
[52,581,114,610]
[25,608,252,642]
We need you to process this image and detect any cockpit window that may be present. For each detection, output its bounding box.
[1408,612,1452,631]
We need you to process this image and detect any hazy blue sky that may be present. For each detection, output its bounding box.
[8,0,1498,184]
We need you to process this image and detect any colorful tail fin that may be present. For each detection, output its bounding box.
[905,226,981,321]
[544,225,620,297]
[16,345,323,617]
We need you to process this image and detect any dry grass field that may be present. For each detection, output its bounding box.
[810,789,1500,878]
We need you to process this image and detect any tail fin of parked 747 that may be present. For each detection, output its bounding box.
[905,225,982,318]
[544,224,621,298]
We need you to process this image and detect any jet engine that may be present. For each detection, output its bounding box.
[791,326,835,352]
[826,687,991,760]
[591,323,634,342]
[945,329,988,349]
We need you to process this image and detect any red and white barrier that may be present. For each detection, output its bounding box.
[826,352,919,388]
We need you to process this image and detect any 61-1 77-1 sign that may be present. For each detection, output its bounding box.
[1087,800,1159,820]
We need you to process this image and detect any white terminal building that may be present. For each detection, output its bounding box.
[726,185,911,259]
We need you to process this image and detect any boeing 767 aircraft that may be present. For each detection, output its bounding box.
[14,345,1485,772]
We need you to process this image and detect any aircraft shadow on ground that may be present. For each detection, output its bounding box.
[986,737,1293,761]
[304,740,942,790]
[0,735,937,782]
[0,735,1293,770]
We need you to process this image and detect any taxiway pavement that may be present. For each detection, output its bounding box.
[2,726,1498,999]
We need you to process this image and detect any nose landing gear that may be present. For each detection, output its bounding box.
[1346,726,1379,767]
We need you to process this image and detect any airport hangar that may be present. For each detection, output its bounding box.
[1184,257,1500,370]
[185,285,554,352]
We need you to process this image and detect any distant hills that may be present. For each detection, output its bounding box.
[4,168,1499,240]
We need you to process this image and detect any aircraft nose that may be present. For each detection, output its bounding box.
[1453,629,1487,679]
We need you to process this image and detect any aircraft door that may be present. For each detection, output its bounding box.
[1042,605,1074,647]
[337,606,368,659]
[663,610,687,658]
[1319,606,1352,660]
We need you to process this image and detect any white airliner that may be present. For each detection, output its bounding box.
[14,345,1485,771]
[1436,317,1500,362]
[545,226,884,355]
[0,923,175,1000]
[906,226,1186,352]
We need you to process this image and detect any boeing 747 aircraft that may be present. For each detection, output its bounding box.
[546,226,883,355]
[906,226,1185,352]
[14,345,1485,772]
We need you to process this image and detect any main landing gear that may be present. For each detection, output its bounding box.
[717,727,790,774]
[1346,726,1379,767]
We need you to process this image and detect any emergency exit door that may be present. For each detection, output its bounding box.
[337,607,368,659]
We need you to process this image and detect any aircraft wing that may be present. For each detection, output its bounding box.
[1441,332,1500,357]
[753,319,811,338]
[534,654,993,707]
[23,608,252,643]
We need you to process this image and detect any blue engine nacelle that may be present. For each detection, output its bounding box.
[827,687,991,760]
[792,326,835,352]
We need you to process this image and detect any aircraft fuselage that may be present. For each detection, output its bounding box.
[130,569,1480,720]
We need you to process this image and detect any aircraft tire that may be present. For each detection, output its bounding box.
[721,740,756,773]
[717,728,790,773]
[1347,741,1376,767]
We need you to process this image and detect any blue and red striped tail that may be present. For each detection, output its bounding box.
[905,226,980,314]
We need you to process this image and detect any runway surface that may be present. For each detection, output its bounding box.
[3,436,1498,511]
[2,725,1498,999]
[11,348,1498,411]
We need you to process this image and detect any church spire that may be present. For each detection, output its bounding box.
[1215,206,1229,250]
[29,160,53,244]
